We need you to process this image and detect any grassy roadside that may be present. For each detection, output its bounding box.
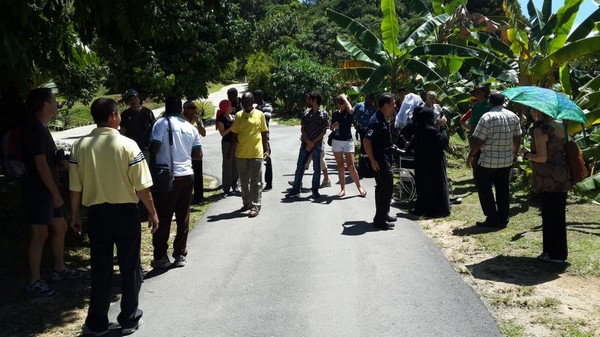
[403,135,600,337]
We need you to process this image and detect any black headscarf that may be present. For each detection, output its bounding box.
[412,106,435,127]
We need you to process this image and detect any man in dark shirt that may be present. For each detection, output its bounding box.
[22,88,81,297]
[120,89,156,158]
[363,93,397,229]
[286,91,329,199]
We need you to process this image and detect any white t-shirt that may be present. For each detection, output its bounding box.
[151,115,201,177]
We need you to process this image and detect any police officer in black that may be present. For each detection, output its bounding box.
[363,93,397,229]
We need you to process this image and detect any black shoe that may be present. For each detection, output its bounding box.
[311,190,321,199]
[374,222,395,229]
[386,214,397,222]
[263,184,272,191]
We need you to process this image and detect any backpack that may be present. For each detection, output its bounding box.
[1,127,26,178]
[565,139,587,185]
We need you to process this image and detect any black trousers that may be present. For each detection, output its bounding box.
[264,154,272,187]
[540,191,568,260]
[86,203,143,332]
[373,162,393,224]
[474,165,511,225]
[192,159,203,202]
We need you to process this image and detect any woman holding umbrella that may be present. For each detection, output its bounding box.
[522,110,571,263]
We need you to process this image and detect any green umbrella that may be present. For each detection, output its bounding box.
[502,86,587,125]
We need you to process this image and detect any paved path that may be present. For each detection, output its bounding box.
[53,86,501,336]
[110,125,501,337]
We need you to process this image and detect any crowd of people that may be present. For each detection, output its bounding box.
[12,84,574,335]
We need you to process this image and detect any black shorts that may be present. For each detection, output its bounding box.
[22,179,64,225]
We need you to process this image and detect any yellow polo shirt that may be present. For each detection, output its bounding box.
[231,108,268,159]
[69,127,153,206]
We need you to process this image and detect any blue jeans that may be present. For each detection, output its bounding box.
[290,142,322,194]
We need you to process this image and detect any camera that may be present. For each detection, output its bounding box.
[386,144,406,156]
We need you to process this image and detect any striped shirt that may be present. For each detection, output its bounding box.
[472,106,522,168]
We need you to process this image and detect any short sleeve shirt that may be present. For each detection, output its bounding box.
[472,106,522,168]
[469,101,491,129]
[69,128,153,206]
[151,115,201,177]
[354,102,377,134]
[218,114,235,142]
[231,109,268,159]
[332,108,354,141]
[365,110,393,166]
[302,108,329,142]
[120,106,156,149]
[22,116,58,183]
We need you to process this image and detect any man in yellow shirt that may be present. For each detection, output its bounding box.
[69,97,159,336]
[230,92,269,217]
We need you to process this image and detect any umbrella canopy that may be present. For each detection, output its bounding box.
[502,86,587,125]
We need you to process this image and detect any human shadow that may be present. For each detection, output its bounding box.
[453,224,506,236]
[206,210,250,222]
[567,221,600,237]
[466,255,569,286]
[341,221,388,235]
[144,267,171,280]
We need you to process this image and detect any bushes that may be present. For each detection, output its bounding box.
[245,51,274,93]
[270,46,338,116]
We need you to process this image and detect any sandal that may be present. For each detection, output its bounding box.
[337,190,346,197]
[359,188,367,198]
[248,209,259,218]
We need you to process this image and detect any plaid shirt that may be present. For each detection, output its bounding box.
[302,108,329,142]
[472,106,522,168]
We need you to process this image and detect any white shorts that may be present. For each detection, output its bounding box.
[332,139,355,153]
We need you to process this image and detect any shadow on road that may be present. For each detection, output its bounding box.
[206,210,250,222]
[341,221,388,235]
[466,255,568,286]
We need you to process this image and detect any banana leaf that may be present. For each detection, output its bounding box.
[547,0,584,54]
[403,13,451,47]
[381,0,400,56]
[326,9,385,63]
[574,174,600,192]
[530,36,600,76]
[567,7,600,42]
[336,36,380,65]
[568,108,600,135]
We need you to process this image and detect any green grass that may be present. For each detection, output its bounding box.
[272,116,301,126]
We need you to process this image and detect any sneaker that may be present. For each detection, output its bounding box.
[26,279,55,297]
[82,324,109,336]
[151,256,171,269]
[386,214,397,222]
[173,255,187,267]
[319,180,331,188]
[285,192,300,199]
[50,267,82,281]
[374,222,395,229]
[311,190,321,199]
[121,319,143,335]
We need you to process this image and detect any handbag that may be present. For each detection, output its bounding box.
[565,139,588,185]
[151,117,175,192]
[327,133,333,146]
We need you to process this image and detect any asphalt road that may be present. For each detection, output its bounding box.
[54,85,501,336]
